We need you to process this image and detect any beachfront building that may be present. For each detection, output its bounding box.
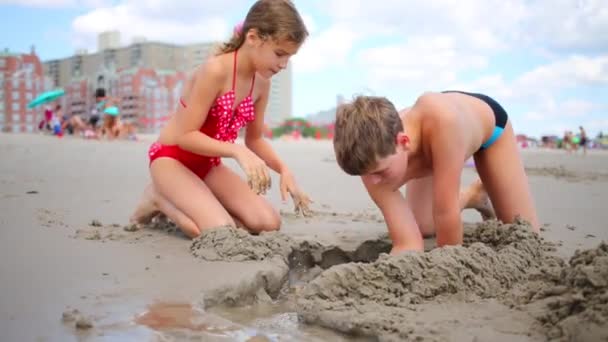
[116,68,187,132]
[266,61,293,127]
[61,66,186,133]
[42,31,294,132]
[0,47,49,133]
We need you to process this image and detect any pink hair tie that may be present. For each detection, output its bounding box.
[233,21,244,36]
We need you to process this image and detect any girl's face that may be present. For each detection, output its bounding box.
[246,31,301,79]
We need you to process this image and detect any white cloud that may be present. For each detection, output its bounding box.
[70,0,251,51]
[524,99,597,122]
[300,14,317,34]
[516,55,608,91]
[323,0,608,51]
[324,0,523,51]
[583,119,608,134]
[356,35,488,90]
[0,0,108,7]
[292,24,358,73]
[522,0,608,50]
[455,55,608,103]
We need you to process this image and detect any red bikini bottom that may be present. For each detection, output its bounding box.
[148,141,219,180]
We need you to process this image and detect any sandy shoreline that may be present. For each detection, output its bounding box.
[0,133,607,341]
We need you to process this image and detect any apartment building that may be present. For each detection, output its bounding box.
[0,47,48,133]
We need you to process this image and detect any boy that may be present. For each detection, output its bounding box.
[333,91,539,254]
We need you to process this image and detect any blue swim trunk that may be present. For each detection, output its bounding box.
[442,90,508,151]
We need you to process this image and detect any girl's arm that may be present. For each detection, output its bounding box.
[244,78,288,174]
[175,59,242,159]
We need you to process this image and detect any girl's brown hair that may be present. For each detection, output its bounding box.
[217,0,308,54]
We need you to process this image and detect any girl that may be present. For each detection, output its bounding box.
[130,0,311,238]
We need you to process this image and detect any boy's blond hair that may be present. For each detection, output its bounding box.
[333,96,403,175]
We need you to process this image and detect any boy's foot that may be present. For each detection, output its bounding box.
[130,184,161,224]
[465,179,496,221]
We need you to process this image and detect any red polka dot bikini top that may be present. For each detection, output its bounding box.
[179,49,256,166]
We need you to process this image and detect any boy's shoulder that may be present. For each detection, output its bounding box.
[413,92,454,123]
[413,92,450,111]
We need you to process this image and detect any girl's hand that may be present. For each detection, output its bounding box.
[234,145,271,194]
[280,169,312,217]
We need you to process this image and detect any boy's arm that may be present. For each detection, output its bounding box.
[429,115,465,246]
[362,177,424,252]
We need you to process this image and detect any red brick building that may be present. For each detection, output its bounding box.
[116,68,186,133]
[0,48,47,133]
[64,78,91,119]
[61,67,186,133]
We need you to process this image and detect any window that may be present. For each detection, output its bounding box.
[12,114,20,121]
[12,123,20,133]
[12,91,19,99]
[25,78,32,90]
[0,113,5,122]
[26,114,33,123]
[0,58,5,67]
[26,92,32,100]
[12,78,19,88]
[0,102,4,111]
[26,124,33,132]
[12,103,20,111]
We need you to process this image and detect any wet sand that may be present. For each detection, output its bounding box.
[0,133,607,341]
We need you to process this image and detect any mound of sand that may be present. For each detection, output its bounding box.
[525,242,608,341]
[295,220,608,341]
[190,226,296,262]
[295,220,544,340]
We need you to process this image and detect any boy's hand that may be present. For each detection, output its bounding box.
[280,169,313,217]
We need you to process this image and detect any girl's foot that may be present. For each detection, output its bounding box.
[130,184,161,224]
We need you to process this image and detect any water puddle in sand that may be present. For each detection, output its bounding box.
[73,301,369,342]
[207,301,373,342]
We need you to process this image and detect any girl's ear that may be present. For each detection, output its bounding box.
[396,132,409,147]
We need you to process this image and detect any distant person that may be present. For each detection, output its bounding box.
[38,105,53,132]
[130,0,312,238]
[333,92,539,253]
[89,88,107,130]
[579,126,588,156]
[50,105,63,137]
[563,131,573,153]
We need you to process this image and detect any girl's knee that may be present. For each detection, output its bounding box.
[244,207,281,233]
[193,215,235,235]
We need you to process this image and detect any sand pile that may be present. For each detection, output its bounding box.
[295,220,545,340]
[295,220,608,341]
[190,226,296,262]
[524,242,608,341]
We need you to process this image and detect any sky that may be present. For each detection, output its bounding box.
[0,0,606,138]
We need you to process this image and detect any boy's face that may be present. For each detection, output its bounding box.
[362,135,410,190]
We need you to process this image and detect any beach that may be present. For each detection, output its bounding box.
[1,132,607,341]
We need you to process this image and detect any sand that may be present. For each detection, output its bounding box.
[190,226,296,262]
[1,133,607,341]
